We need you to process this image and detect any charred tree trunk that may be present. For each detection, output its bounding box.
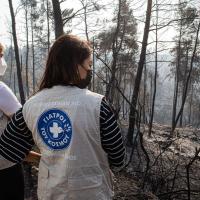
[46,0,50,52]
[171,20,183,134]
[148,1,158,137]
[9,40,13,87]
[81,0,89,41]
[188,84,193,125]
[25,1,29,97]
[52,0,64,39]
[92,37,95,91]
[179,42,189,127]
[31,4,35,93]
[105,0,122,103]
[105,56,118,103]
[8,0,25,104]
[127,0,152,145]
[14,72,16,95]
[142,63,147,124]
[172,21,200,133]
[148,73,153,123]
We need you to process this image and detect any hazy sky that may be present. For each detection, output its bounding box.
[0,0,184,48]
[0,0,115,46]
[0,0,14,44]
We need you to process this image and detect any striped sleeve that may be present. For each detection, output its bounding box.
[0,108,34,163]
[100,98,126,168]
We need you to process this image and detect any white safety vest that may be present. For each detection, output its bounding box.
[23,85,114,200]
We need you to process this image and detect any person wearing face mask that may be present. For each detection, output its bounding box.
[0,35,126,200]
[0,42,26,200]
[0,42,41,200]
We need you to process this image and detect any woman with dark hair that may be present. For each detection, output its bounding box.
[0,35,125,200]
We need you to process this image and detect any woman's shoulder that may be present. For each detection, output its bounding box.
[0,81,21,115]
[86,89,104,99]
[0,81,7,89]
[0,82,18,99]
[0,81,12,94]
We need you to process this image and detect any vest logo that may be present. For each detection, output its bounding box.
[37,109,72,150]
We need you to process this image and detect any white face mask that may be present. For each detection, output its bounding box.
[0,57,7,76]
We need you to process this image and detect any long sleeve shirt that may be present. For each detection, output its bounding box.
[0,98,125,168]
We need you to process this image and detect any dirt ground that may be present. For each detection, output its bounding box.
[24,166,158,200]
[24,124,200,200]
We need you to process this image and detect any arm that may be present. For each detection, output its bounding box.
[100,98,126,169]
[0,108,34,166]
[0,83,39,164]
[0,82,21,116]
[24,151,41,164]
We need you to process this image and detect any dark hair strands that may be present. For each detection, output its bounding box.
[38,34,92,92]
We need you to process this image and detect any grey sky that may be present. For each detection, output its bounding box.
[1,0,197,49]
